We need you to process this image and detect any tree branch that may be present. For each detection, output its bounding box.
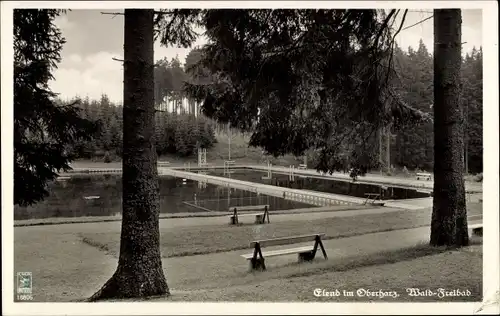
[100,12,124,18]
[384,9,408,85]
[401,14,433,31]
[374,9,397,49]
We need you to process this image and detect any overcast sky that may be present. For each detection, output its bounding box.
[50,9,483,104]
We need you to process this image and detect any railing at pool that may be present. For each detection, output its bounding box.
[161,168,363,207]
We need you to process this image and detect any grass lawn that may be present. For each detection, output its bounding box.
[14,213,483,302]
[80,201,482,259]
[79,208,438,258]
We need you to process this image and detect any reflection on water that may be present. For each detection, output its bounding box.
[210,169,431,200]
[14,174,314,220]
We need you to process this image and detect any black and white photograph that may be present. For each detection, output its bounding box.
[2,1,499,315]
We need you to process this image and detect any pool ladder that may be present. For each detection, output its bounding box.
[261,162,272,180]
[289,165,295,181]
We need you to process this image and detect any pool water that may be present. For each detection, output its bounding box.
[208,168,431,200]
[14,174,315,220]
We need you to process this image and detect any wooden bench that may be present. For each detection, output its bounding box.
[158,161,170,166]
[241,233,328,271]
[416,172,432,181]
[229,205,270,225]
[469,222,483,236]
[298,164,307,170]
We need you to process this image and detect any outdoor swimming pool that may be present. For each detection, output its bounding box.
[206,168,431,200]
[14,174,315,220]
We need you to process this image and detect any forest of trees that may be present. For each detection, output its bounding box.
[61,94,217,161]
[60,49,219,162]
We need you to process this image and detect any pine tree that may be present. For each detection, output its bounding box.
[14,9,96,206]
[431,9,468,247]
[184,9,429,177]
[89,9,169,300]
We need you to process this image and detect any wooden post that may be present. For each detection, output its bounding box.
[317,235,328,259]
[250,243,266,270]
[233,207,238,225]
[265,205,270,223]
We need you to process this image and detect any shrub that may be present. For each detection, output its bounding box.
[103,151,112,163]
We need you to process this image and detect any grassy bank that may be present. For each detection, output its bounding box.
[93,242,483,302]
[172,244,483,302]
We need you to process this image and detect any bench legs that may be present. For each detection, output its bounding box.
[254,215,264,224]
[298,236,328,262]
[250,243,267,271]
[229,215,239,225]
[254,206,270,224]
[314,235,328,260]
[250,257,266,270]
[230,208,239,225]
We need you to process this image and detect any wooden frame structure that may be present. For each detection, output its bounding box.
[242,233,328,270]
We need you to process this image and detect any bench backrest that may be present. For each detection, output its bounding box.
[416,173,431,176]
[230,204,269,212]
[251,233,325,248]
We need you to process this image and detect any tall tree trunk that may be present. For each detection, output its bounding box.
[89,9,169,300]
[379,127,383,173]
[430,9,468,247]
[386,124,391,173]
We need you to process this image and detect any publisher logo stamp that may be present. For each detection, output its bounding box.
[16,272,33,301]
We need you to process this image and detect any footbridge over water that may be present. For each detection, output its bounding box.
[63,167,367,207]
